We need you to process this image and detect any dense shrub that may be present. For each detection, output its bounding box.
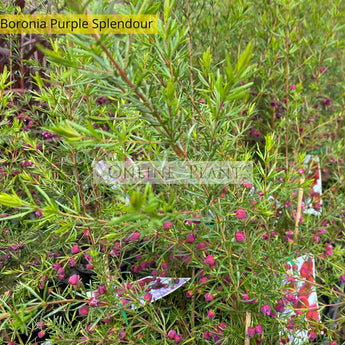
[0,0,345,344]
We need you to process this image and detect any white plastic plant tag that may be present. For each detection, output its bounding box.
[86,276,191,310]
[134,276,191,304]
[303,155,322,216]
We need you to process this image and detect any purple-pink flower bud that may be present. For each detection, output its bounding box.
[71,244,80,254]
[255,324,263,334]
[168,330,177,339]
[261,304,271,316]
[186,233,196,243]
[237,209,247,219]
[207,309,215,318]
[248,327,255,338]
[235,231,246,242]
[204,255,215,266]
[204,293,213,302]
[79,305,89,315]
[175,334,183,343]
[68,274,80,285]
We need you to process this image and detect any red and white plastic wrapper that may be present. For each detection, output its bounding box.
[86,276,191,309]
[281,255,321,344]
[303,155,322,216]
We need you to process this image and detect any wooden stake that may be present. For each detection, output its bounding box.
[294,176,305,242]
[245,311,251,345]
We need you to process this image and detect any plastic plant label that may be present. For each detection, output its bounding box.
[134,276,191,304]
[86,276,191,309]
[303,155,322,216]
[282,255,320,344]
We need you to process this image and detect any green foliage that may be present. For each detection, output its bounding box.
[0,0,345,344]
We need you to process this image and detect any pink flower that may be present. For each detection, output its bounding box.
[242,293,250,301]
[313,235,320,243]
[164,221,173,230]
[37,321,44,329]
[88,297,99,307]
[186,232,196,243]
[200,98,205,104]
[186,290,193,298]
[144,292,152,302]
[39,276,48,289]
[204,331,212,339]
[243,182,252,189]
[285,293,296,303]
[207,309,215,319]
[204,293,213,302]
[235,231,246,242]
[247,327,255,338]
[71,244,80,254]
[79,305,89,315]
[57,267,65,279]
[52,262,61,270]
[214,335,221,342]
[197,242,207,250]
[275,299,285,313]
[318,228,327,234]
[68,274,80,285]
[261,304,271,316]
[341,275,345,283]
[237,209,247,219]
[174,334,183,343]
[69,258,76,267]
[309,331,316,341]
[326,243,332,250]
[204,255,215,266]
[38,330,45,338]
[287,276,296,283]
[120,330,126,340]
[162,262,169,270]
[97,284,107,295]
[255,324,263,334]
[200,276,207,284]
[168,330,177,339]
[4,290,12,298]
[129,231,140,241]
[290,84,296,90]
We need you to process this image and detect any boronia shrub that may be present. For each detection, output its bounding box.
[0,0,345,344]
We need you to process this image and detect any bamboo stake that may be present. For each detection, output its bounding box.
[244,311,251,345]
[294,176,305,242]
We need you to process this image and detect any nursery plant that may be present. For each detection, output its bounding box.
[0,0,345,344]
